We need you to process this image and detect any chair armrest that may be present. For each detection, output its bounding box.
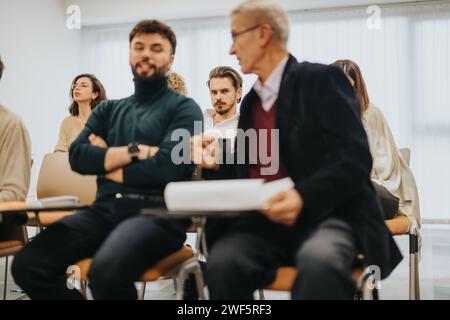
[385,215,411,235]
[407,217,419,236]
[191,216,208,259]
[0,201,27,212]
[407,218,421,254]
[384,215,421,254]
[385,215,421,254]
[0,201,29,226]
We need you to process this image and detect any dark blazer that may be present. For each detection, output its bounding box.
[210,54,402,279]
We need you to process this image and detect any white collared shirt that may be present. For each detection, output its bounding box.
[253,55,289,111]
[203,109,240,140]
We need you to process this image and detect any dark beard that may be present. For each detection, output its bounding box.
[131,63,167,84]
[215,104,233,115]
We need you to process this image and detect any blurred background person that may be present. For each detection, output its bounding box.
[332,59,420,230]
[167,72,187,96]
[203,66,242,141]
[54,73,107,152]
[0,55,32,202]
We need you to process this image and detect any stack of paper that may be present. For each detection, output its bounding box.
[164,177,294,212]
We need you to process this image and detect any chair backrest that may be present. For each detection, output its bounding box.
[399,148,411,166]
[36,153,97,205]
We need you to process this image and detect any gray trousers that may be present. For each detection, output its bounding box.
[206,217,357,300]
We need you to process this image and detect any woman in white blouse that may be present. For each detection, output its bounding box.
[332,59,420,231]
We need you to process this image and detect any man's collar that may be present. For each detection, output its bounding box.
[253,55,289,98]
[205,109,239,124]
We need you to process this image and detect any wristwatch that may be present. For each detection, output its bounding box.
[128,142,140,163]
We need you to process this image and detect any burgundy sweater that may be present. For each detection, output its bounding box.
[247,97,287,182]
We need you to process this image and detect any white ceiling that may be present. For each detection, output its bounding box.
[61,0,431,26]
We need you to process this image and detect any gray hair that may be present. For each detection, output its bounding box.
[231,0,290,46]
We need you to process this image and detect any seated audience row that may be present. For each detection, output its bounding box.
[0,0,420,301]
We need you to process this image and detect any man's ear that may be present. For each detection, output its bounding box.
[168,54,175,69]
[237,87,243,103]
[259,24,273,48]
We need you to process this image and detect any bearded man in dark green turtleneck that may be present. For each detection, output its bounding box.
[12,20,203,300]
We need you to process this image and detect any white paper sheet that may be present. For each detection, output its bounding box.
[164,177,294,213]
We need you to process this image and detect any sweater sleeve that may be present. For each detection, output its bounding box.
[54,117,70,153]
[294,66,373,222]
[122,98,203,187]
[0,115,32,202]
[69,101,109,175]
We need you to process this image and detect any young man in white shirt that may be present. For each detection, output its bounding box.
[203,66,242,141]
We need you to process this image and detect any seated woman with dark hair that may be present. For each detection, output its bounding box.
[332,59,420,230]
[54,74,107,152]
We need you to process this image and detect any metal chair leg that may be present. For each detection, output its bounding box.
[258,289,265,300]
[409,251,420,300]
[194,265,206,300]
[414,253,420,300]
[172,278,178,296]
[372,287,379,300]
[173,258,206,300]
[175,270,187,300]
[356,268,380,300]
[3,256,9,300]
[409,227,421,300]
[79,280,87,298]
[138,282,146,300]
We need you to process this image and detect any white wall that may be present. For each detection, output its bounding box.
[0,0,82,197]
[1,0,448,221]
[79,1,450,222]
[62,0,429,25]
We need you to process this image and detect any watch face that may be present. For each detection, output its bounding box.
[129,143,139,154]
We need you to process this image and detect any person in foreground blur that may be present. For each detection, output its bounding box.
[12,20,202,300]
[192,0,402,299]
[0,55,32,202]
[332,59,420,230]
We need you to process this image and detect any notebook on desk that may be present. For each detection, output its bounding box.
[26,196,80,209]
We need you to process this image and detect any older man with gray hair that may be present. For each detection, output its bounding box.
[193,0,402,299]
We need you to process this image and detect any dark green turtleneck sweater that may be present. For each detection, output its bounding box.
[69,76,203,199]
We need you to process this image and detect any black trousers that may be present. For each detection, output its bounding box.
[12,199,190,300]
[206,215,357,300]
[372,182,399,220]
